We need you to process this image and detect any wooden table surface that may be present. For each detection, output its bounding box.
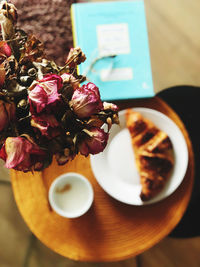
[10,97,194,262]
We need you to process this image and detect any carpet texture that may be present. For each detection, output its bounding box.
[12,0,76,65]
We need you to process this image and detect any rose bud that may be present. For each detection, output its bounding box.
[55,147,76,165]
[0,2,17,41]
[65,47,86,68]
[31,114,60,139]
[55,152,69,165]
[70,82,103,118]
[61,73,79,90]
[78,127,109,156]
[0,100,15,132]
[28,74,63,114]
[0,136,47,172]
[0,1,18,24]
[103,102,118,112]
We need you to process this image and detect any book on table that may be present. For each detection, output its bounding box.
[71,0,154,101]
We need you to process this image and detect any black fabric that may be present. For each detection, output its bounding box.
[157,85,200,238]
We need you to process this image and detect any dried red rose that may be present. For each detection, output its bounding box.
[0,136,47,172]
[28,74,63,114]
[31,114,60,139]
[70,82,103,119]
[78,127,109,156]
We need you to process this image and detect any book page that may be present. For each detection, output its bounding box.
[97,23,131,56]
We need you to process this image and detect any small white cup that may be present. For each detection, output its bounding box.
[48,172,94,218]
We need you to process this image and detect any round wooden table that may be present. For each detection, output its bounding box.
[11,97,194,262]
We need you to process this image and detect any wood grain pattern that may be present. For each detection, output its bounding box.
[10,97,194,262]
[144,0,200,93]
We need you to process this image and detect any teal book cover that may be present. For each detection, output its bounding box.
[71,0,154,101]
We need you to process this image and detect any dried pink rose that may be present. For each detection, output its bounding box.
[31,114,60,138]
[28,74,63,114]
[78,127,108,156]
[70,82,103,118]
[0,136,47,172]
[0,100,15,132]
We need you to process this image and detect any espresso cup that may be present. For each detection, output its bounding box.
[48,172,94,218]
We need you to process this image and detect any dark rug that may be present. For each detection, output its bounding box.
[12,0,76,65]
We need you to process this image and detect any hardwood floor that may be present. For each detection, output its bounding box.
[1,0,200,266]
[145,0,200,93]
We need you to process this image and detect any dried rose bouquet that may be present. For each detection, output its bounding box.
[0,1,119,172]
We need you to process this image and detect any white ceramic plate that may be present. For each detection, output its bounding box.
[90,108,189,205]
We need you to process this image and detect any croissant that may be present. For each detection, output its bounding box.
[125,109,174,201]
